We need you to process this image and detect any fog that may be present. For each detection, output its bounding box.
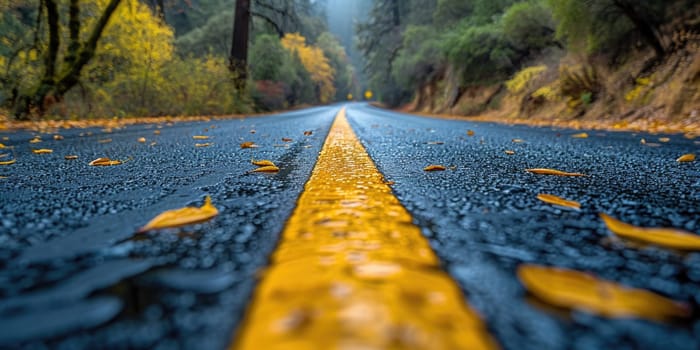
[325,0,372,85]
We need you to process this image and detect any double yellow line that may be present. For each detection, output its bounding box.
[234,108,496,350]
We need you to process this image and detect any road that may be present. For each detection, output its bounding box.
[0,103,698,349]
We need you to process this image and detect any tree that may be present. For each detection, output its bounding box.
[281,33,335,103]
[230,0,251,88]
[11,0,122,119]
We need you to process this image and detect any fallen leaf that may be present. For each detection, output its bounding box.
[0,153,8,158]
[282,138,293,142]
[537,194,581,210]
[0,143,5,148]
[193,135,209,140]
[512,138,525,143]
[526,168,586,176]
[640,138,646,145]
[518,264,690,321]
[304,130,313,136]
[659,137,670,143]
[600,213,700,250]
[150,142,157,146]
[98,138,112,144]
[252,165,280,173]
[240,142,258,149]
[53,134,64,140]
[467,130,475,136]
[89,157,122,166]
[424,165,447,171]
[137,196,218,233]
[677,154,695,163]
[250,130,257,134]
[505,150,516,155]
[32,149,53,154]
[427,141,444,145]
[138,137,146,143]
[252,159,276,167]
[571,132,589,139]
[195,143,213,147]
[0,159,16,165]
[65,155,78,160]
[154,130,161,135]
[29,137,41,143]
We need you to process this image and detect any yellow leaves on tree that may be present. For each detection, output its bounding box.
[518,265,690,322]
[137,196,218,233]
[281,33,335,103]
[600,213,700,250]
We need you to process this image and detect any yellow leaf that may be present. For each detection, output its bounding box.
[659,137,670,143]
[154,130,161,135]
[32,149,53,154]
[526,168,586,176]
[571,132,589,139]
[89,157,122,166]
[240,142,258,149]
[138,137,146,143]
[65,155,78,160]
[518,264,690,321]
[676,154,695,162]
[600,213,700,250]
[505,150,516,155]
[0,159,16,165]
[195,143,213,147]
[137,196,218,233]
[424,165,446,171]
[512,138,525,143]
[193,135,210,140]
[467,130,475,137]
[0,143,5,148]
[537,194,581,209]
[252,165,280,173]
[252,159,276,167]
[98,139,112,144]
[29,137,41,144]
[53,135,64,140]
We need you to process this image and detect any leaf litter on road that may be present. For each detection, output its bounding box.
[600,213,700,250]
[571,132,589,139]
[0,159,16,165]
[89,157,122,166]
[526,168,586,176]
[137,196,218,233]
[537,194,581,210]
[424,165,447,171]
[252,159,276,167]
[676,154,695,162]
[518,264,690,322]
[193,135,210,140]
[32,149,53,154]
[240,141,258,149]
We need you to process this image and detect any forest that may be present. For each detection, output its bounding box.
[2,0,700,130]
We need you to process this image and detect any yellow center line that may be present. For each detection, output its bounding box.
[233,108,497,350]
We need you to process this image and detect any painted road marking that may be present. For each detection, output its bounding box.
[233,108,497,350]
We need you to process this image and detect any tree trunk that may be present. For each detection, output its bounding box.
[230,0,251,90]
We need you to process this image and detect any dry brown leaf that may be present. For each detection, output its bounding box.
[240,141,258,149]
[571,133,589,139]
[250,130,257,134]
[505,150,516,155]
[29,137,41,144]
[537,194,581,210]
[467,130,475,136]
[138,137,146,143]
[424,165,447,171]
[65,155,78,160]
[137,196,218,233]
[253,165,280,173]
[98,138,112,144]
[304,130,313,136]
[518,264,690,321]
[193,135,210,140]
[32,149,53,154]
[677,154,695,162]
[282,138,293,142]
[0,159,16,165]
[526,168,586,176]
[659,137,670,143]
[600,213,700,250]
[252,159,276,167]
[53,134,64,140]
[512,138,525,143]
[153,130,161,135]
[195,143,213,147]
[89,157,122,166]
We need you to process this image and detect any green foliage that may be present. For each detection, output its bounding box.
[392,25,443,89]
[502,1,557,52]
[250,34,296,82]
[316,32,354,101]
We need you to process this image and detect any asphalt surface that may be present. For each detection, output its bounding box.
[1,103,699,349]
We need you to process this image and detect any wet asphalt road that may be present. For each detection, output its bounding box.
[1,103,699,349]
